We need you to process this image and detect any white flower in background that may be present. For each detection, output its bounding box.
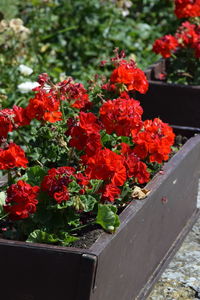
[43,84,51,92]
[122,9,129,17]
[0,20,8,33]
[18,81,40,93]
[18,64,33,76]
[8,18,30,39]
[124,0,132,8]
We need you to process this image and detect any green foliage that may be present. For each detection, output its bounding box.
[0,0,19,19]
[79,195,97,213]
[27,229,78,246]
[26,166,47,186]
[27,122,69,167]
[96,204,120,233]
[166,49,200,85]
[0,0,180,108]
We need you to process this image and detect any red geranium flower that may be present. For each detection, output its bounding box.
[41,166,75,203]
[4,180,39,220]
[120,143,150,184]
[100,94,143,137]
[57,79,91,110]
[124,153,150,184]
[13,106,31,127]
[0,143,28,169]
[67,112,102,156]
[175,0,200,18]
[110,60,149,94]
[176,21,199,48]
[25,90,61,123]
[101,184,121,202]
[85,148,126,186]
[0,109,14,139]
[133,118,175,164]
[153,35,178,58]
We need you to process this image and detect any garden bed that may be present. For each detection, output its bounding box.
[0,129,200,300]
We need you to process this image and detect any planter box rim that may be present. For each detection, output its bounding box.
[147,79,200,89]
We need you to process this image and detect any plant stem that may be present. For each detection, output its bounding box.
[69,220,96,232]
[0,213,8,220]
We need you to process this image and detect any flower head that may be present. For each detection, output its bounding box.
[100,93,143,137]
[110,60,149,93]
[0,143,28,170]
[153,35,178,58]
[175,0,200,18]
[41,167,75,203]
[133,118,175,164]
[4,180,39,220]
[85,149,127,186]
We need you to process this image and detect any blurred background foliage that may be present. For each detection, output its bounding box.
[0,0,179,107]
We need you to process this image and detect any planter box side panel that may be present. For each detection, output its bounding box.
[137,82,200,128]
[0,243,95,300]
[90,137,200,300]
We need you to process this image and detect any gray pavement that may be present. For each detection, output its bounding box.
[148,217,200,300]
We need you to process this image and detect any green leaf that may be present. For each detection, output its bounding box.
[46,199,74,210]
[101,132,113,144]
[27,166,47,186]
[68,180,81,193]
[121,136,132,145]
[120,182,132,199]
[27,230,58,244]
[58,232,79,246]
[80,195,97,212]
[27,229,78,246]
[89,179,103,193]
[96,204,120,233]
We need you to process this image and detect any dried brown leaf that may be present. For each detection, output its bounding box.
[132,186,150,200]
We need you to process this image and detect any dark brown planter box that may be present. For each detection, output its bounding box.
[1,129,200,300]
[137,59,200,129]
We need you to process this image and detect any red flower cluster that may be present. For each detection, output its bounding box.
[100,93,143,137]
[67,112,102,156]
[0,106,30,140]
[133,118,175,164]
[85,148,127,187]
[175,0,200,18]
[110,60,149,94]
[58,79,91,110]
[121,143,150,184]
[176,21,199,46]
[4,180,39,220]
[0,109,14,139]
[41,166,75,203]
[176,21,200,57]
[153,35,178,58]
[153,22,200,59]
[0,55,176,224]
[0,143,28,169]
[100,184,121,203]
[26,90,62,123]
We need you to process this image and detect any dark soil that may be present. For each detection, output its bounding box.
[70,226,103,249]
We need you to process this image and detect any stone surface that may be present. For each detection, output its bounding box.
[148,217,200,300]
